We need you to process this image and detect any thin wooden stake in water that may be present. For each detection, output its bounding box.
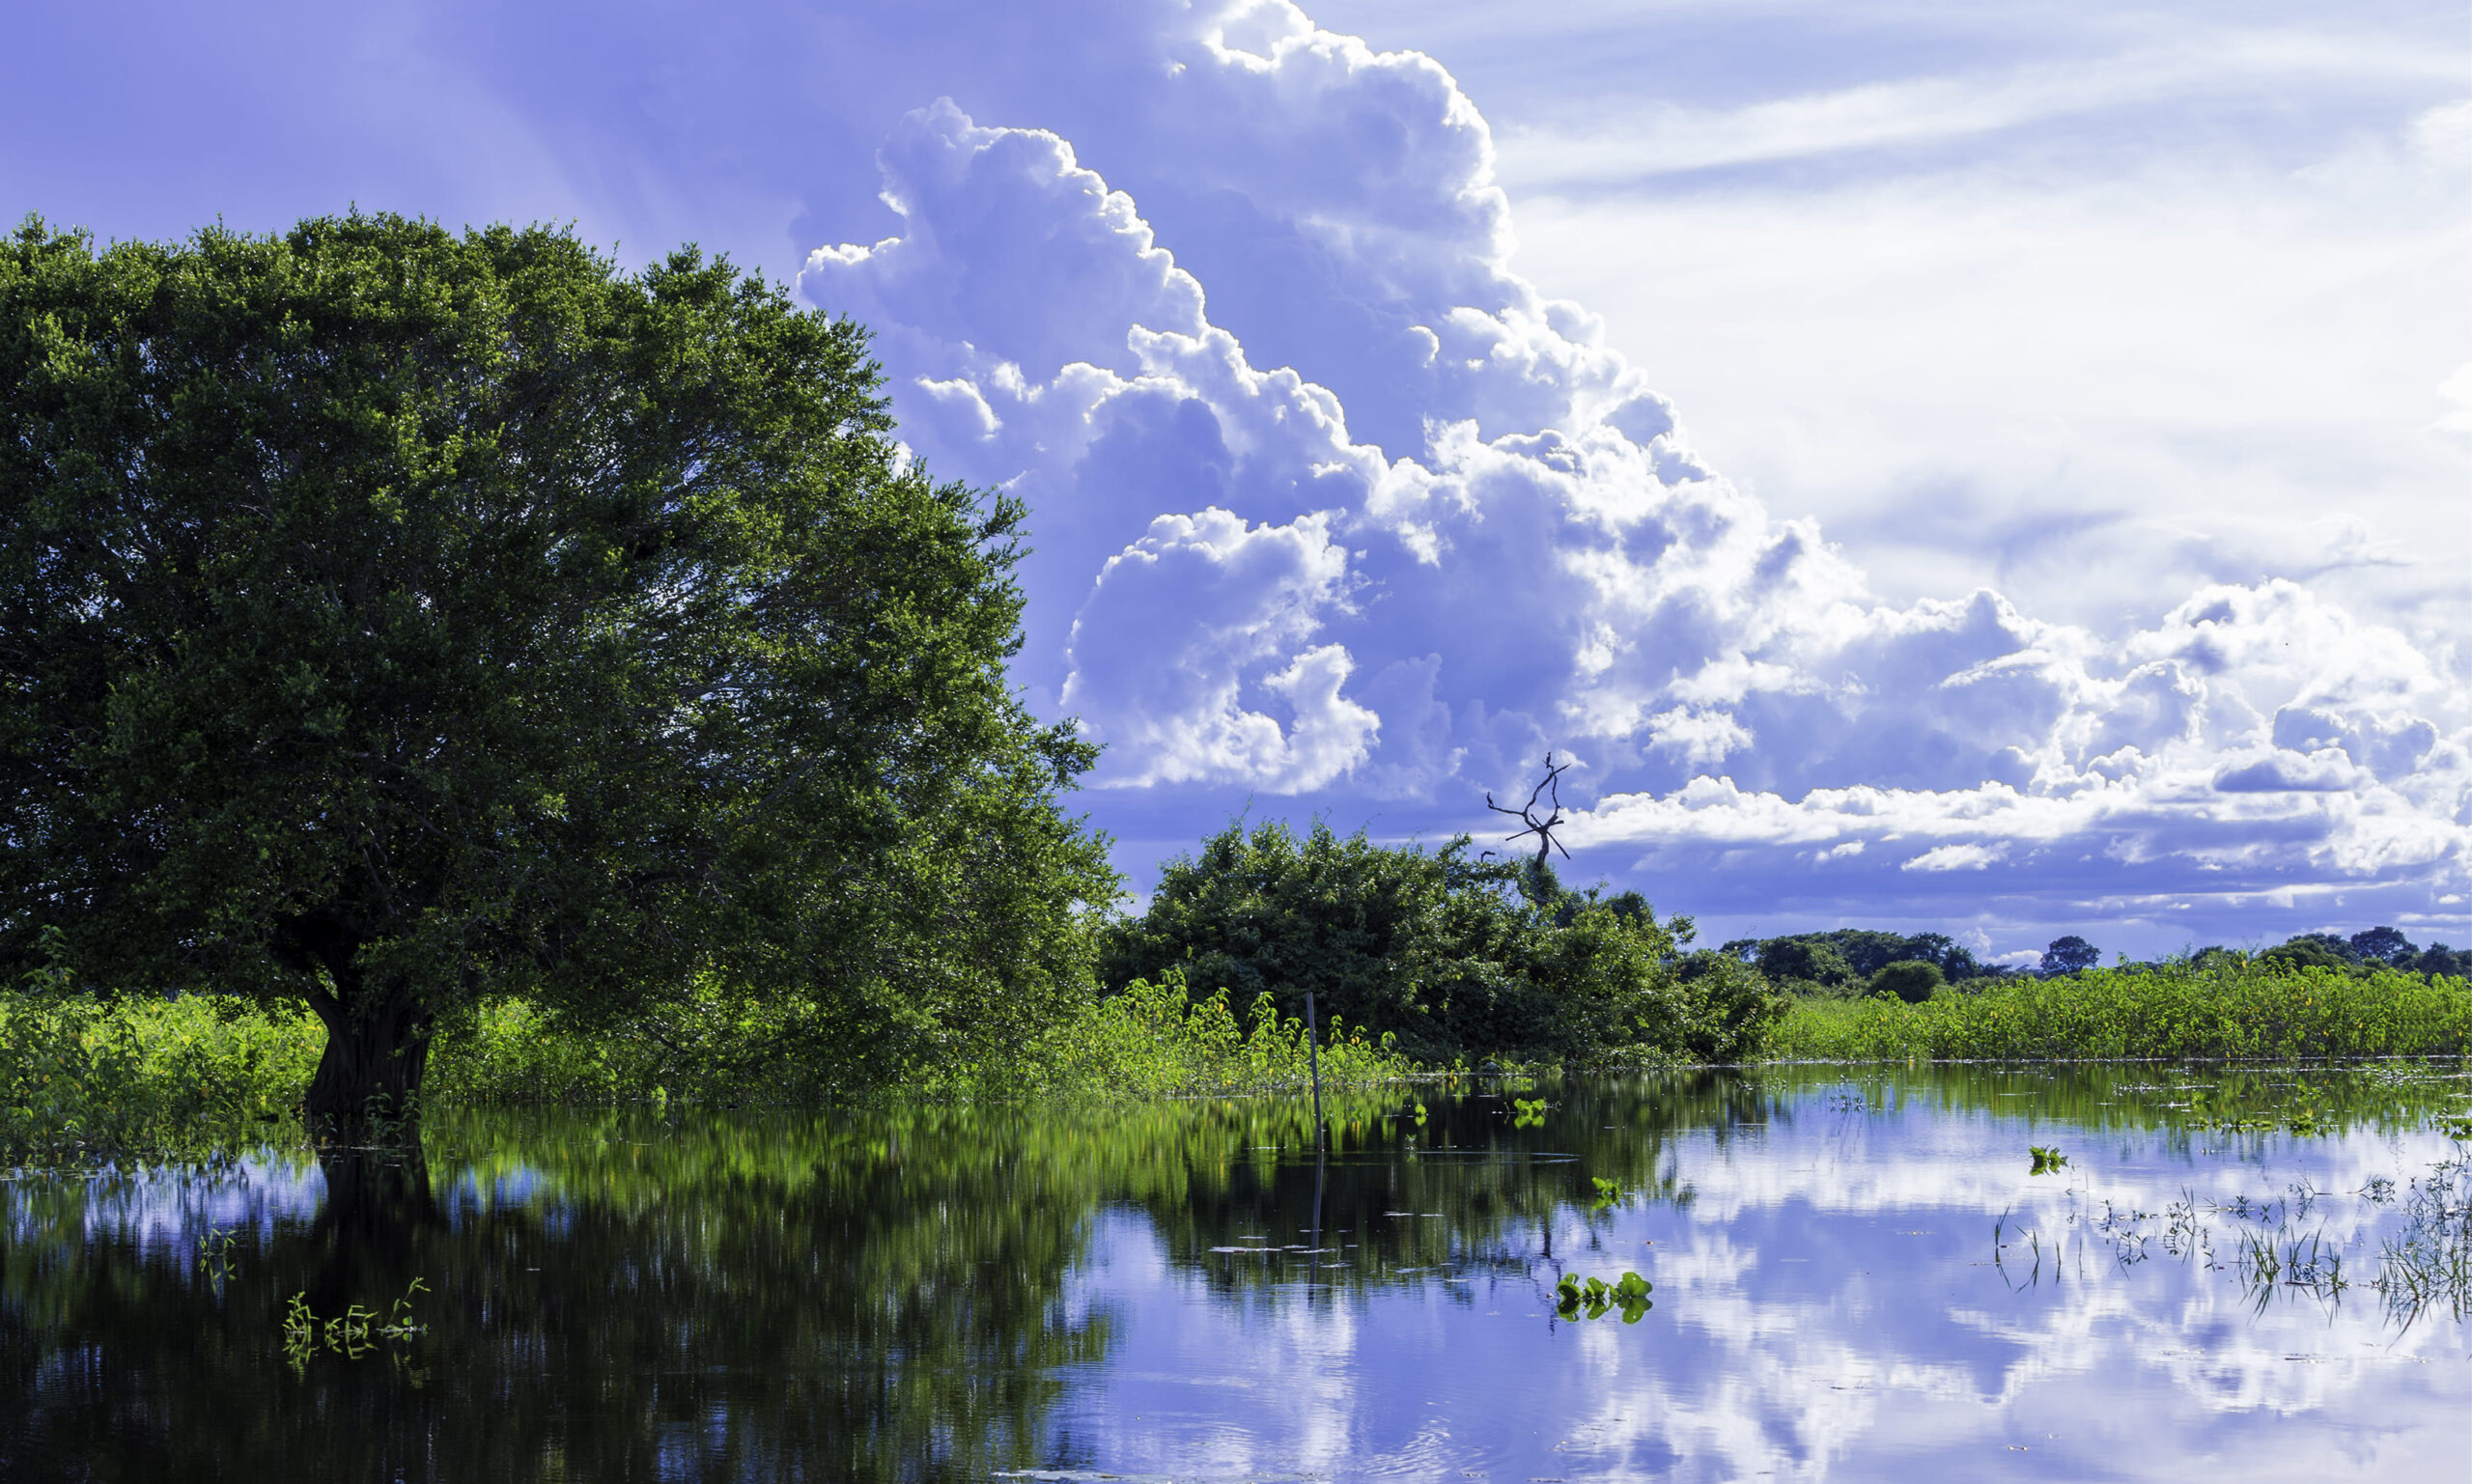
[1305,990,1326,1146]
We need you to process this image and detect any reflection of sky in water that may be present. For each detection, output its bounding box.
[3,1153,575,1264]
[2,1154,323,1261]
[1052,1089,2469,1481]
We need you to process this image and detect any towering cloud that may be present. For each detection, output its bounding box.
[802,0,2470,948]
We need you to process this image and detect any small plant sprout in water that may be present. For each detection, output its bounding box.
[2029,1146,2068,1175]
[281,1277,431,1375]
[1555,1271,1652,1323]
[1513,1098,1549,1129]
[196,1227,242,1289]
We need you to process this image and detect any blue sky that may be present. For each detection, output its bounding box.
[8,1,2466,962]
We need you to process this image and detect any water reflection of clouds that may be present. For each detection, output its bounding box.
[3,1155,324,1264]
[1063,1101,2470,1480]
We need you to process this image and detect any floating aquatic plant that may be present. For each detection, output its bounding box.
[282,1277,430,1374]
[1555,1270,1652,1323]
[2029,1146,2067,1175]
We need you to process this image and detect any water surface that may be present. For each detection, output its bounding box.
[5,1065,2469,1480]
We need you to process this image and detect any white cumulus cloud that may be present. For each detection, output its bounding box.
[799,0,2472,949]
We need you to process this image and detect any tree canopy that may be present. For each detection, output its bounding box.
[0,213,1113,1123]
[2039,936,2100,975]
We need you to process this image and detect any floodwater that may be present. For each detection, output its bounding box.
[4,1065,2469,1481]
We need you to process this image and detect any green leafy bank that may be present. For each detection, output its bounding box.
[1771,961,2472,1061]
[0,976,1419,1167]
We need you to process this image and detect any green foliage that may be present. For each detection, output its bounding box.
[2039,935,2101,975]
[2261,937,2348,971]
[1102,819,1781,1064]
[1770,961,2472,1061]
[1664,949,1789,1058]
[1756,938,1857,989]
[1555,1270,1652,1322]
[2028,1145,2067,1174]
[0,213,1113,1119]
[0,966,1422,1165]
[1727,929,2004,988]
[1868,960,1945,1005]
[0,986,318,1166]
[1004,971,1416,1099]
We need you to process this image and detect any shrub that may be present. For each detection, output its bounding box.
[1868,960,1945,1004]
[1101,820,1779,1065]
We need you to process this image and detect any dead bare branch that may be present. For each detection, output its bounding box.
[1484,752,1573,868]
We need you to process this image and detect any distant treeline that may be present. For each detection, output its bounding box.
[1725,924,2467,1001]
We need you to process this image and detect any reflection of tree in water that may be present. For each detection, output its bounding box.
[1129,1072,1768,1299]
[0,1109,1112,1481]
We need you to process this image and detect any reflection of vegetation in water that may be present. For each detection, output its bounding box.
[5,1082,1745,1479]
[1764,1059,2472,1148]
[2373,1157,2472,1328]
[1,1109,1120,1481]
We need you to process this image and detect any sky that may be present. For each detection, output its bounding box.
[6,0,2466,963]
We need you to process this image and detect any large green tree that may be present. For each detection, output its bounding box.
[0,213,1113,1124]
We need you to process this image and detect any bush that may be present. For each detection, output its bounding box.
[1101,820,1781,1065]
[1868,960,1945,1004]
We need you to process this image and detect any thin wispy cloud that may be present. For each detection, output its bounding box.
[1496,32,2463,183]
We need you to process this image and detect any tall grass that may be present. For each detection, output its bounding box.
[1771,962,2472,1062]
[992,972,1417,1098]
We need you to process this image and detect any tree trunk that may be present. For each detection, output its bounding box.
[303,982,435,1134]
